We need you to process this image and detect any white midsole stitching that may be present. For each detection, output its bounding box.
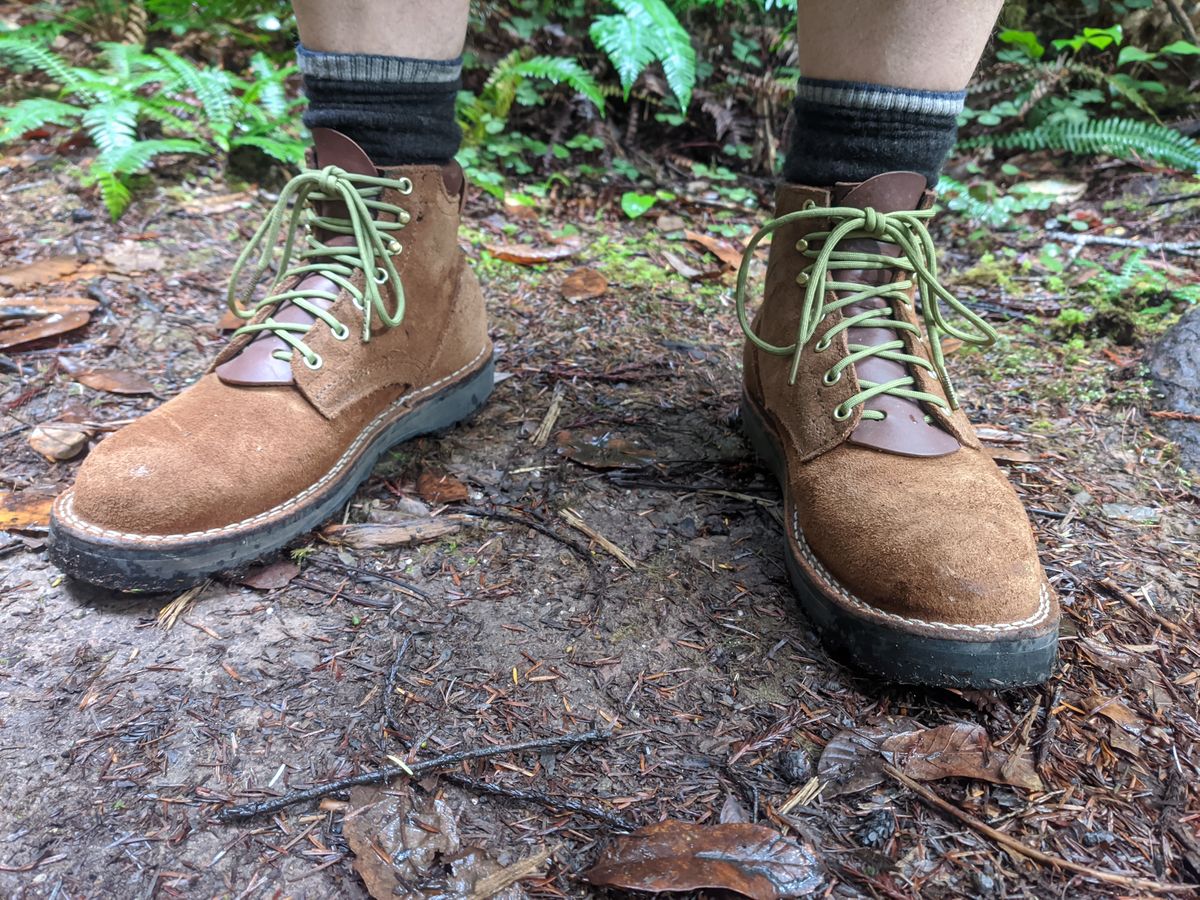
[55,346,491,544]
[790,509,1052,636]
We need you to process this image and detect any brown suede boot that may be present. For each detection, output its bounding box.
[49,129,492,590]
[738,172,1059,687]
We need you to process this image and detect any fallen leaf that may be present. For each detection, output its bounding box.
[71,368,155,395]
[0,256,80,289]
[817,717,922,797]
[0,296,98,351]
[27,423,91,461]
[485,239,581,266]
[103,240,165,273]
[417,471,469,504]
[556,429,656,470]
[585,821,823,900]
[684,230,746,270]
[986,447,1038,465]
[1082,694,1145,735]
[940,337,964,354]
[719,793,750,824]
[322,518,462,549]
[216,308,244,331]
[879,722,1043,791]
[182,191,254,215]
[237,559,300,590]
[0,491,56,532]
[560,268,608,301]
[662,251,709,281]
[975,426,1027,445]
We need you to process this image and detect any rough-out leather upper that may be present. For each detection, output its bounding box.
[743,176,1058,636]
[67,131,491,537]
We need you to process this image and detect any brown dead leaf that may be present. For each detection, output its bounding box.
[103,240,165,273]
[322,518,462,549]
[941,337,964,354]
[27,423,91,461]
[0,296,98,351]
[684,230,746,270]
[656,214,686,233]
[417,470,469,504]
[0,256,80,289]
[216,308,244,331]
[71,368,155,395]
[0,491,56,532]
[585,821,823,900]
[237,559,301,590]
[817,716,922,797]
[556,429,656,470]
[1082,694,1145,735]
[662,250,713,281]
[986,446,1038,465]
[560,267,608,301]
[485,239,581,266]
[879,722,1043,791]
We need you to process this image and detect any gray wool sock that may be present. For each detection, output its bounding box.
[297,45,462,167]
[782,77,965,187]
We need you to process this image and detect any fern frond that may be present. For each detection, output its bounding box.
[231,133,307,165]
[82,99,139,154]
[590,0,696,108]
[0,37,81,92]
[90,168,133,219]
[508,56,605,112]
[247,52,291,118]
[0,98,84,143]
[154,48,235,144]
[98,137,206,175]
[961,118,1200,173]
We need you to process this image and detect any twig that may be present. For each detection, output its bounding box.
[883,763,1195,893]
[469,845,556,900]
[215,728,611,822]
[383,635,413,737]
[158,580,209,630]
[460,506,592,561]
[1045,230,1200,256]
[308,556,429,603]
[1149,410,1200,424]
[531,383,565,447]
[561,507,637,569]
[1096,577,1182,634]
[1164,0,1199,44]
[1037,683,1062,770]
[444,773,634,830]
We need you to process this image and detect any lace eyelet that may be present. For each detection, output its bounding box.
[822,369,841,386]
[832,404,851,421]
[304,353,324,371]
[398,178,413,194]
[815,337,830,352]
[794,238,808,252]
[794,271,809,286]
[331,324,350,341]
[374,267,390,284]
[388,240,402,254]
[802,199,817,210]
[398,210,412,225]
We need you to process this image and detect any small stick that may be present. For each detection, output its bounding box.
[561,508,636,569]
[215,728,610,822]
[530,383,565,447]
[1045,230,1200,256]
[1097,577,1182,634]
[158,580,209,630]
[1037,683,1062,770]
[469,845,556,900]
[883,764,1195,893]
[444,773,634,830]
[1148,410,1200,424]
[461,506,592,561]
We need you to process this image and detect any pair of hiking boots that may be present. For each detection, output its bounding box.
[47,129,1060,688]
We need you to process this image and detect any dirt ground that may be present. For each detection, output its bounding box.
[1,147,1199,899]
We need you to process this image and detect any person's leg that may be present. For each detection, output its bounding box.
[738,2,1060,687]
[49,1,491,589]
[784,0,1002,185]
[292,0,470,166]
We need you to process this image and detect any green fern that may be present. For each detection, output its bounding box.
[504,56,605,112]
[81,99,139,154]
[590,0,696,108]
[0,98,84,142]
[962,117,1200,172]
[0,37,85,95]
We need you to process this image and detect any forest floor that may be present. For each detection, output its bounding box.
[1,144,1199,900]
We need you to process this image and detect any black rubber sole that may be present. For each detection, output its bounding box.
[741,392,1058,689]
[48,358,495,593]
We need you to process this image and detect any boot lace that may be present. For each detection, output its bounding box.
[735,204,997,421]
[226,165,414,370]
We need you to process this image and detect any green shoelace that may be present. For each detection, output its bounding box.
[226,165,414,370]
[735,203,998,422]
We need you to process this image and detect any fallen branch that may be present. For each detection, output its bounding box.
[883,763,1196,893]
[561,507,637,569]
[1096,577,1183,634]
[1045,230,1200,256]
[1149,410,1200,424]
[215,728,611,822]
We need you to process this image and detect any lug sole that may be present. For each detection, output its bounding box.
[48,357,495,593]
[741,391,1058,689]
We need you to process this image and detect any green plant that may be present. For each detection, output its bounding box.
[0,36,305,217]
[590,0,697,108]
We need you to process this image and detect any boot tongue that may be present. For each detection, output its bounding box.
[217,130,378,387]
[824,171,959,458]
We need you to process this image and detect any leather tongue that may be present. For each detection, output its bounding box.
[825,172,960,458]
[217,129,377,387]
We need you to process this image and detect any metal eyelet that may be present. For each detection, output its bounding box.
[374,267,389,284]
[331,324,350,341]
[397,210,412,225]
[387,240,402,254]
[832,404,851,421]
[802,199,817,210]
[815,336,830,352]
[822,369,841,386]
[794,238,808,252]
[304,353,324,370]
[794,271,809,286]
[398,179,413,194]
